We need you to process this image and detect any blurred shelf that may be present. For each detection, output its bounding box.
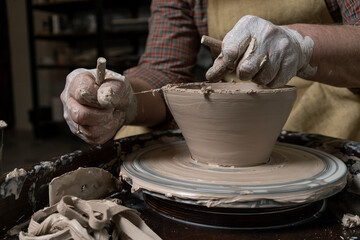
[36,55,140,70]
[32,0,151,14]
[103,0,151,8]
[36,64,94,69]
[28,0,149,137]
[35,17,148,40]
[35,32,96,40]
[104,17,148,34]
[32,0,94,13]
[34,30,147,41]
[105,29,148,36]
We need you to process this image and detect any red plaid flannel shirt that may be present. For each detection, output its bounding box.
[124,0,360,129]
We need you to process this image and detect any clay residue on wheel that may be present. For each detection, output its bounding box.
[121,141,347,207]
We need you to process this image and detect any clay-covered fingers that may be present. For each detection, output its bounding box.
[97,79,130,110]
[252,36,303,88]
[65,104,125,145]
[265,53,299,88]
[206,34,251,82]
[236,37,269,81]
[250,52,280,86]
[67,97,115,126]
[76,110,126,145]
[63,97,115,144]
[207,15,316,87]
[76,124,117,145]
[205,55,230,82]
[61,68,136,145]
[244,40,285,86]
[237,53,268,81]
[206,15,255,82]
[67,70,99,107]
[98,70,137,124]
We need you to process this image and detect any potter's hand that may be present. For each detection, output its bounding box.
[206,15,316,87]
[60,68,137,145]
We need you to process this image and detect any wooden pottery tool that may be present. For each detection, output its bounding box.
[96,57,106,85]
[201,35,222,51]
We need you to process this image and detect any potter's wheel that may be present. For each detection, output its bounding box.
[121,139,347,229]
[121,140,347,208]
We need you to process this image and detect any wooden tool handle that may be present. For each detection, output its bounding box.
[96,57,106,85]
[201,35,222,51]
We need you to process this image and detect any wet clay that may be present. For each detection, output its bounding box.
[0,168,27,200]
[19,195,161,240]
[49,167,121,205]
[0,120,7,128]
[342,213,360,228]
[121,141,348,208]
[162,82,297,167]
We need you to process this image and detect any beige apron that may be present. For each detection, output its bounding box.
[208,0,360,141]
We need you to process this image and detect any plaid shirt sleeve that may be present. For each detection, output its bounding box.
[124,0,207,129]
[124,0,206,88]
[326,0,360,26]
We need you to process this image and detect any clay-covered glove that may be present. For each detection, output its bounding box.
[60,68,137,145]
[206,15,316,87]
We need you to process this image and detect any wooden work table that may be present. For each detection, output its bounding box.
[1,130,359,239]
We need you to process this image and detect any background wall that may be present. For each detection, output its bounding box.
[6,0,66,131]
[6,0,32,131]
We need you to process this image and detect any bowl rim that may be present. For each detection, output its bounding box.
[162,82,296,95]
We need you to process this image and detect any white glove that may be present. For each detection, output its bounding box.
[206,15,317,87]
[60,68,137,145]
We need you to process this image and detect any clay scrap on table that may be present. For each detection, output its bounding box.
[342,213,360,228]
[19,195,161,240]
[21,167,161,239]
[0,168,27,200]
[49,167,121,205]
[0,120,7,128]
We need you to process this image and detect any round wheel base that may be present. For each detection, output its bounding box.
[144,194,326,230]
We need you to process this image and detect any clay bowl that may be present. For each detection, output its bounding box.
[162,82,297,167]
